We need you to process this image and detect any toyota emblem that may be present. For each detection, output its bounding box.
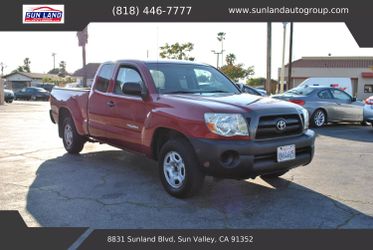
[276,119,287,131]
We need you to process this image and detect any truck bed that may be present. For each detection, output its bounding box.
[50,87,90,136]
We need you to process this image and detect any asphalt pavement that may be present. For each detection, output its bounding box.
[1,101,372,229]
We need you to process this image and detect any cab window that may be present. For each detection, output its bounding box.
[94,64,114,92]
[114,67,143,95]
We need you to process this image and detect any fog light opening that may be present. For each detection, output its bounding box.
[220,150,239,168]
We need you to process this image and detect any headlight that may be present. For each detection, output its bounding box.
[300,108,309,129]
[204,113,249,137]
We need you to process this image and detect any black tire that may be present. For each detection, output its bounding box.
[261,170,289,179]
[158,137,205,198]
[62,116,85,154]
[31,95,37,101]
[310,109,327,128]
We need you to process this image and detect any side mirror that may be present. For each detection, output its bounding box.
[122,82,143,96]
[351,97,356,102]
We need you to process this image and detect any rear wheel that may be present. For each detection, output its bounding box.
[62,116,85,154]
[159,138,205,198]
[31,95,37,101]
[261,170,289,179]
[311,109,327,128]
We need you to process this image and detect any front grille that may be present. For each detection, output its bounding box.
[256,114,303,140]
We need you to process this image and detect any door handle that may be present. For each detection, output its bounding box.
[107,100,115,107]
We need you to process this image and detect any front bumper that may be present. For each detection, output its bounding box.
[5,95,14,102]
[189,130,316,179]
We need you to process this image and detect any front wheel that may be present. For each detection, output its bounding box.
[311,109,327,128]
[159,138,205,198]
[62,116,85,154]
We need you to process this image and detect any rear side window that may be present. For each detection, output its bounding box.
[94,64,114,92]
[318,89,332,99]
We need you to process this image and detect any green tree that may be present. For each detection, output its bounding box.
[48,68,60,75]
[13,58,31,73]
[48,61,68,77]
[159,42,195,61]
[220,54,254,82]
[58,61,67,77]
[23,58,31,73]
[225,53,236,65]
[246,77,266,86]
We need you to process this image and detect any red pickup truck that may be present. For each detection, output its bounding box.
[50,60,315,198]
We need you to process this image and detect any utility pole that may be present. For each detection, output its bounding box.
[266,22,272,94]
[211,50,221,68]
[52,53,56,69]
[77,26,88,87]
[287,22,294,90]
[280,22,288,94]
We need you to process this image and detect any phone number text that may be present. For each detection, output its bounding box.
[112,6,192,16]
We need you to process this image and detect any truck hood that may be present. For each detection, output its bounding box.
[161,93,302,113]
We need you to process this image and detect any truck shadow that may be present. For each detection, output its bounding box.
[26,150,373,229]
[313,124,373,142]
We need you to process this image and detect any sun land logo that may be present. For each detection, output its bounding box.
[23,5,64,24]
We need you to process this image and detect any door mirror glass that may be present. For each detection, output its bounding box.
[351,97,356,102]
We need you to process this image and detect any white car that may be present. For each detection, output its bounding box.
[364,96,373,126]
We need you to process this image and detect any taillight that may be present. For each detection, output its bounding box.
[365,98,373,105]
[289,99,305,106]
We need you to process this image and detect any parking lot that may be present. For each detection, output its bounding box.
[0,101,373,229]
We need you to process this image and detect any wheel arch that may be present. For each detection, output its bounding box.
[151,127,192,161]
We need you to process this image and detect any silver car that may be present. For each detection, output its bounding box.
[364,96,373,126]
[273,86,364,127]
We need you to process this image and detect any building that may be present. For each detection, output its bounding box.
[4,72,62,91]
[281,57,373,99]
[72,63,100,87]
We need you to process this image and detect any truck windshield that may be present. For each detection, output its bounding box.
[146,63,240,94]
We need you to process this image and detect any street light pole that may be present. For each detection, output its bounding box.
[211,50,221,68]
[266,22,272,94]
[287,22,294,90]
[52,53,56,69]
[280,22,288,93]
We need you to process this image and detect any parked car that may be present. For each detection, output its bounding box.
[50,60,315,198]
[364,96,373,126]
[36,83,55,92]
[236,83,266,96]
[272,86,364,128]
[4,89,15,103]
[297,77,353,96]
[15,87,50,101]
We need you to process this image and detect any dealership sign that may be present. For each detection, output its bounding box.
[23,5,64,24]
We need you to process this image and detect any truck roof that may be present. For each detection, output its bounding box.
[103,59,211,67]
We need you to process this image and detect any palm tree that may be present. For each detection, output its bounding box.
[225,53,236,65]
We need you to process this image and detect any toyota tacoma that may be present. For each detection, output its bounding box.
[50,60,315,198]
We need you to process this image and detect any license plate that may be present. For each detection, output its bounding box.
[277,144,296,162]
